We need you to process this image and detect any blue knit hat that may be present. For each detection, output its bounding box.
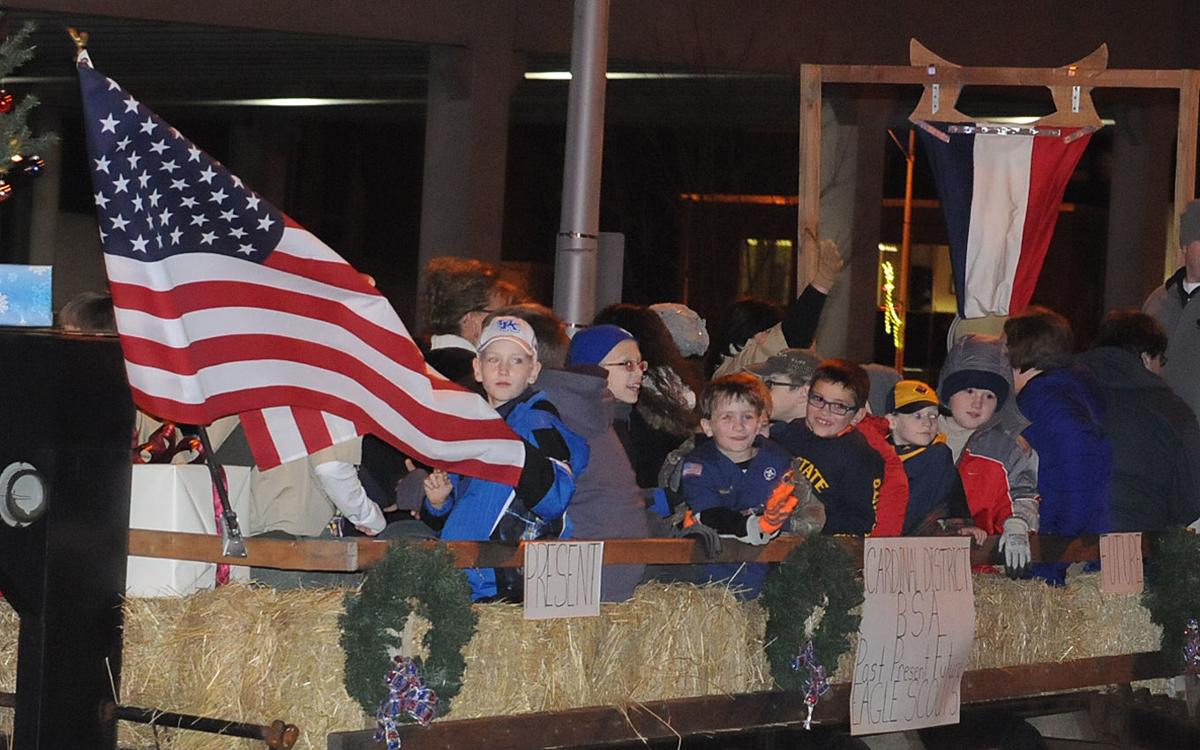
[568,324,635,366]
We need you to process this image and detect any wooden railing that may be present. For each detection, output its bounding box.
[126,529,1144,572]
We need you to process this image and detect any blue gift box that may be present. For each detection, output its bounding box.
[0,264,52,327]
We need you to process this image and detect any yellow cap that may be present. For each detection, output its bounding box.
[888,379,939,414]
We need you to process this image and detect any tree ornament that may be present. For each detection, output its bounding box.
[22,155,43,177]
[0,181,12,203]
[0,90,12,114]
[1184,618,1200,675]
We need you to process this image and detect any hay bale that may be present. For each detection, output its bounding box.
[0,570,1167,746]
[969,571,1160,669]
[117,584,367,750]
[588,582,772,704]
[826,571,1162,683]
[452,600,607,717]
[448,582,771,719]
[0,600,16,739]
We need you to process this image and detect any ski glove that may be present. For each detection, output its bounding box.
[998,516,1031,578]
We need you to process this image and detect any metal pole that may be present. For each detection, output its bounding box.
[896,128,916,372]
[553,0,610,333]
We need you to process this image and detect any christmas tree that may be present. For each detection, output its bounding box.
[0,17,55,200]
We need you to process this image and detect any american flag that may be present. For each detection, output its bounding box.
[76,51,524,484]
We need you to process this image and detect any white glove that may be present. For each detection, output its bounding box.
[735,513,778,546]
[997,517,1031,577]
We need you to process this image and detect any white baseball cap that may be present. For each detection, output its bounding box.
[477,315,538,357]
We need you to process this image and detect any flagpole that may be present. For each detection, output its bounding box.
[197,426,248,558]
[553,0,610,335]
[896,128,915,372]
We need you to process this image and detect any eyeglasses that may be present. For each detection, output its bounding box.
[600,359,648,373]
[808,391,857,416]
[764,379,804,391]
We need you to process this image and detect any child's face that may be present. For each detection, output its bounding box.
[805,379,865,438]
[701,394,765,461]
[600,339,644,404]
[473,338,541,407]
[764,377,809,423]
[947,388,997,430]
[887,405,940,446]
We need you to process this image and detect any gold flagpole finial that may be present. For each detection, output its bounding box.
[67,27,88,53]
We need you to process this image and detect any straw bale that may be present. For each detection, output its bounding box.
[448,582,770,719]
[451,597,607,717]
[117,584,366,750]
[827,571,1161,684]
[1,600,16,739]
[967,571,1160,670]
[587,582,772,704]
[0,570,1166,746]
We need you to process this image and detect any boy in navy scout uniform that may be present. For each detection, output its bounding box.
[680,373,794,598]
[885,380,982,542]
[770,359,884,535]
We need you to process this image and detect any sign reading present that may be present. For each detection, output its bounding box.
[523,540,604,620]
[1099,532,1144,594]
[850,537,974,735]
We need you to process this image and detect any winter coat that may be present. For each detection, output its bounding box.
[680,436,792,598]
[1144,267,1200,422]
[427,388,589,600]
[1016,365,1112,537]
[1077,346,1200,531]
[770,418,884,535]
[938,334,1039,535]
[537,368,649,601]
[856,415,908,536]
[892,438,970,535]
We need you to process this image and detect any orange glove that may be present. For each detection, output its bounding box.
[761,478,800,535]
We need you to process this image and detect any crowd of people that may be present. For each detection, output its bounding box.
[325,202,1200,603]
[67,201,1200,603]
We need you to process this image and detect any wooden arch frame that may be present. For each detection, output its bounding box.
[795,40,1200,296]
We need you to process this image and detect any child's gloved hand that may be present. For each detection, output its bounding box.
[673,521,722,559]
[997,517,1031,577]
[739,513,779,546]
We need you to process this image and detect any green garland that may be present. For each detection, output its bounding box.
[340,542,478,716]
[762,536,862,691]
[1143,527,1200,671]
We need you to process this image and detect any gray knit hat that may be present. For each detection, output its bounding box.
[650,302,710,357]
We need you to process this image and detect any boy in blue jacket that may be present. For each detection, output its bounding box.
[1004,307,1112,584]
[680,373,794,598]
[423,316,589,601]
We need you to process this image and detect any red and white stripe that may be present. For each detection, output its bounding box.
[106,220,524,482]
[962,129,1091,318]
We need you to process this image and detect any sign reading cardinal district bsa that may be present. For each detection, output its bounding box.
[523,541,604,620]
[850,537,974,735]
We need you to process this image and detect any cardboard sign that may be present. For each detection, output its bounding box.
[1099,532,1144,594]
[523,540,604,620]
[850,537,974,735]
